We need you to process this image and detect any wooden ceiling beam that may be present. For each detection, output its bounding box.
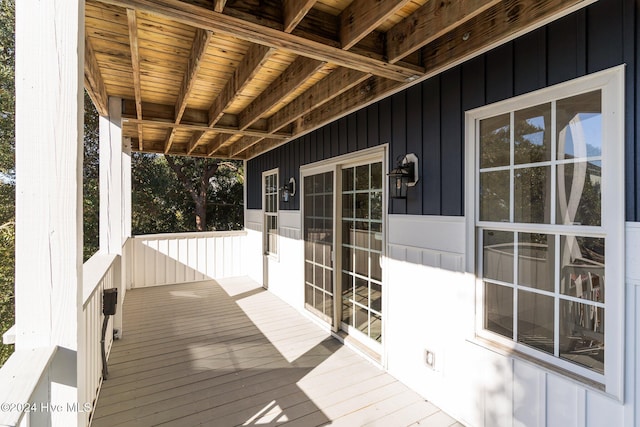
[207,134,231,156]
[184,44,275,155]
[213,0,227,13]
[283,0,317,33]
[175,29,212,123]
[386,0,501,64]
[243,138,287,159]
[96,0,424,82]
[268,67,371,133]
[422,0,594,72]
[230,67,370,157]
[126,8,144,150]
[229,136,262,157]
[84,35,109,116]
[168,28,212,155]
[294,76,401,135]
[238,57,325,131]
[339,0,412,50]
[122,117,291,139]
[208,44,274,128]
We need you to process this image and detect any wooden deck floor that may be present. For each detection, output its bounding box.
[91,278,462,427]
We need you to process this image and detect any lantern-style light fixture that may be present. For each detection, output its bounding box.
[388,153,419,199]
[280,177,296,202]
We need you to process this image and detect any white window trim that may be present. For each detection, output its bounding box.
[465,65,625,399]
[263,168,279,259]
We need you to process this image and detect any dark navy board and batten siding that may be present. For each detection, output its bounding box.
[247,0,639,221]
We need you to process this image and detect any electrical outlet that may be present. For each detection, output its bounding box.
[424,349,436,370]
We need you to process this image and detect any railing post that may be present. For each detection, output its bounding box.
[14,0,85,424]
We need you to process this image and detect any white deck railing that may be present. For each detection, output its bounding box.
[80,252,120,426]
[0,251,121,427]
[132,230,247,288]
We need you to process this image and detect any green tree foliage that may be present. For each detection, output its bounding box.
[132,154,243,234]
[84,92,100,261]
[0,0,14,366]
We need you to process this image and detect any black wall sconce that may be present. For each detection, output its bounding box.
[280,177,296,202]
[388,153,419,199]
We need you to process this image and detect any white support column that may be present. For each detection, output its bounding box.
[115,137,132,336]
[100,97,124,254]
[100,97,126,336]
[15,0,84,424]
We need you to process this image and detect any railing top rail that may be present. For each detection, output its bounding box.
[0,346,58,427]
[83,252,119,308]
[133,230,247,240]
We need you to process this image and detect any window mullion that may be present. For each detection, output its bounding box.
[551,100,557,225]
[509,112,515,223]
[554,233,560,357]
[513,231,519,342]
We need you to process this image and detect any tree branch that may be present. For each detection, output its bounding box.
[165,155,198,202]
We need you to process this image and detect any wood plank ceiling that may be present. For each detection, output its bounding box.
[84,0,591,160]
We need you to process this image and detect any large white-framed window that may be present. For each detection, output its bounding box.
[263,168,279,257]
[466,66,625,397]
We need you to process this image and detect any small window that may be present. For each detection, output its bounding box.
[263,170,278,256]
[467,66,624,395]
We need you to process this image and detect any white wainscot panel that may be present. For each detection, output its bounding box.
[132,231,247,288]
[627,222,640,285]
[268,211,303,309]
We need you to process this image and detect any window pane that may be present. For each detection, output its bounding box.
[483,230,514,283]
[560,300,604,374]
[342,220,354,246]
[480,170,510,222]
[515,103,551,164]
[371,282,382,312]
[485,282,513,339]
[354,249,368,277]
[356,165,369,190]
[371,252,382,282]
[305,284,313,305]
[518,233,554,292]
[556,161,601,226]
[355,277,368,306]
[518,290,554,355]
[557,91,602,160]
[356,305,369,334]
[371,162,383,189]
[342,246,353,271]
[514,166,551,223]
[560,236,604,303]
[356,193,369,219]
[342,167,354,191]
[371,223,382,252]
[371,313,382,342]
[370,191,382,220]
[342,194,354,218]
[480,113,511,168]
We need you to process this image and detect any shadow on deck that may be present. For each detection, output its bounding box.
[92,277,460,426]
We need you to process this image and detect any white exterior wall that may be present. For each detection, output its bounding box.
[245,209,264,284]
[244,208,639,426]
[385,215,638,427]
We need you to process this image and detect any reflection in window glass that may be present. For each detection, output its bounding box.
[485,283,513,339]
[518,290,554,354]
[483,230,514,283]
[560,236,604,303]
[518,233,554,292]
[557,161,601,226]
[514,166,550,223]
[560,300,604,374]
[557,91,602,160]
[480,170,510,222]
[515,103,551,165]
[480,113,510,168]
[475,85,612,377]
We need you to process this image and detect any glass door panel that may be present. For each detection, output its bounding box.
[341,162,383,343]
[303,171,334,323]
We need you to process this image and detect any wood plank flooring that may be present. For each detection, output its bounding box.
[91,277,462,427]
